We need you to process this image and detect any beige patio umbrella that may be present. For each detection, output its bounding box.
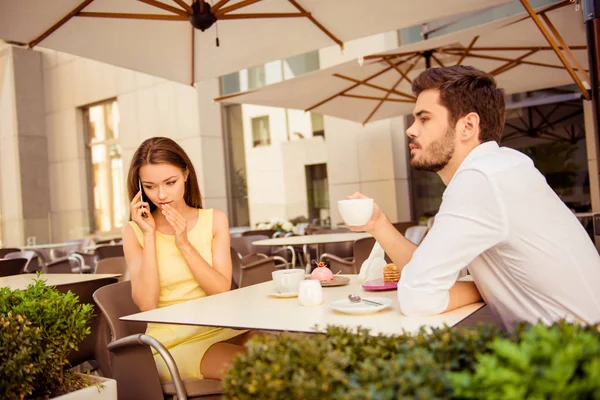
[0,0,513,84]
[216,0,589,125]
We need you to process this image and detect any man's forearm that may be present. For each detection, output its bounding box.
[444,281,482,312]
[370,218,418,269]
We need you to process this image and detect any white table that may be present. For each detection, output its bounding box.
[252,232,371,247]
[121,275,483,336]
[253,232,372,272]
[0,273,121,290]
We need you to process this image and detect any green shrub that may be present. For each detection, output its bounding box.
[450,321,600,400]
[223,324,507,400]
[0,277,94,400]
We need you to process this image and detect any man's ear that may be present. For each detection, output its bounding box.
[460,112,480,142]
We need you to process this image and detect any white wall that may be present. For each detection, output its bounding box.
[0,46,227,244]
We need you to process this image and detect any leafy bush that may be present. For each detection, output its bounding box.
[0,277,94,400]
[223,324,507,399]
[450,321,600,400]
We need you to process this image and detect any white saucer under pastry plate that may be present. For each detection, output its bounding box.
[267,291,298,298]
[329,297,392,315]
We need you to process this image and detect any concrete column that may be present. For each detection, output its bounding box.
[0,47,50,246]
[195,79,229,214]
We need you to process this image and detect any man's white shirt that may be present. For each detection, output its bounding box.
[398,141,600,330]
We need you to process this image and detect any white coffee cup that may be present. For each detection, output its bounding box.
[338,198,374,226]
[298,280,323,307]
[272,269,305,294]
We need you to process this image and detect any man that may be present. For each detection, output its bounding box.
[349,65,600,331]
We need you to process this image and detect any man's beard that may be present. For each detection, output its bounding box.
[410,127,456,173]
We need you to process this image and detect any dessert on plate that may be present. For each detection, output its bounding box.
[311,261,334,282]
[383,263,400,283]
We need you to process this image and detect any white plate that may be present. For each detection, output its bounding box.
[330,297,392,315]
[267,291,298,298]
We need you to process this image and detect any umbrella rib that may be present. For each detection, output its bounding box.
[467,45,587,51]
[489,49,538,76]
[173,0,194,13]
[29,0,97,48]
[540,12,590,83]
[364,51,419,61]
[77,12,188,20]
[363,57,420,125]
[441,49,578,71]
[333,74,416,100]
[384,59,414,85]
[430,53,446,68]
[215,0,263,17]
[519,0,590,100]
[533,104,558,131]
[219,13,309,19]
[456,36,479,66]
[286,0,343,48]
[211,0,232,12]
[138,0,189,16]
[505,122,525,132]
[305,53,419,112]
[340,94,414,103]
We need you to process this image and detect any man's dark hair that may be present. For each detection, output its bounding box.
[412,65,506,143]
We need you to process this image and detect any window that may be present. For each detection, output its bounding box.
[306,164,330,224]
[311,113,325,138]
[251,116,271,147]
[82,100,125,233]
[248,65,266,89]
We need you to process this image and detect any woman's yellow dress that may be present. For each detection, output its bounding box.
[129,208,247,381]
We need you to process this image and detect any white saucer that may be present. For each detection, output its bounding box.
[330,297,392,315]
[267,291,298,298]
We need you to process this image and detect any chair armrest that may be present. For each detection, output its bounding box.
[320,253,354,265]
[272,255,289,269]
[108,334,187,400]
[241,253,269,265]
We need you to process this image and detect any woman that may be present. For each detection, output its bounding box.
[123,136,253,381]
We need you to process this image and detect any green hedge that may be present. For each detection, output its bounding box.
[224,322,600,400]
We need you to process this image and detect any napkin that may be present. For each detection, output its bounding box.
[358,241,388,282]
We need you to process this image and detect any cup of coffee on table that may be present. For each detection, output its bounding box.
[338,198,374,226]
[272,269,305,294]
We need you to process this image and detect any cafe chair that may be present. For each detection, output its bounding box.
[95,256,130,282]
[55,277,119,375]
[95,244,124,261]
[4,250,42,273]
[0,258,27,277]
[0,247,21,258]
[320,237,377,275]
[230,247,285,288]
[231,236,292,269]
[44,254,89,273]
[93,281,223,400]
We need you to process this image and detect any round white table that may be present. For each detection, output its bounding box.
[253,232,372,272]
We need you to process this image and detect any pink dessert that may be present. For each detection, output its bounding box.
[311,262,334,282]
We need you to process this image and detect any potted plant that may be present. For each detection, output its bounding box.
[0,278,117,400]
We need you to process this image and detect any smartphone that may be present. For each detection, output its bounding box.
[138,179,148,218]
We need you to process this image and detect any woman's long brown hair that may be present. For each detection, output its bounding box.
[127,137,203,218]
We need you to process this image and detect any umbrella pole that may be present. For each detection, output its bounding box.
[583,0,600,244]
[584,0,600,145]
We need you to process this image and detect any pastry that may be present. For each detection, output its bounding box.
[383,263,400,283]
